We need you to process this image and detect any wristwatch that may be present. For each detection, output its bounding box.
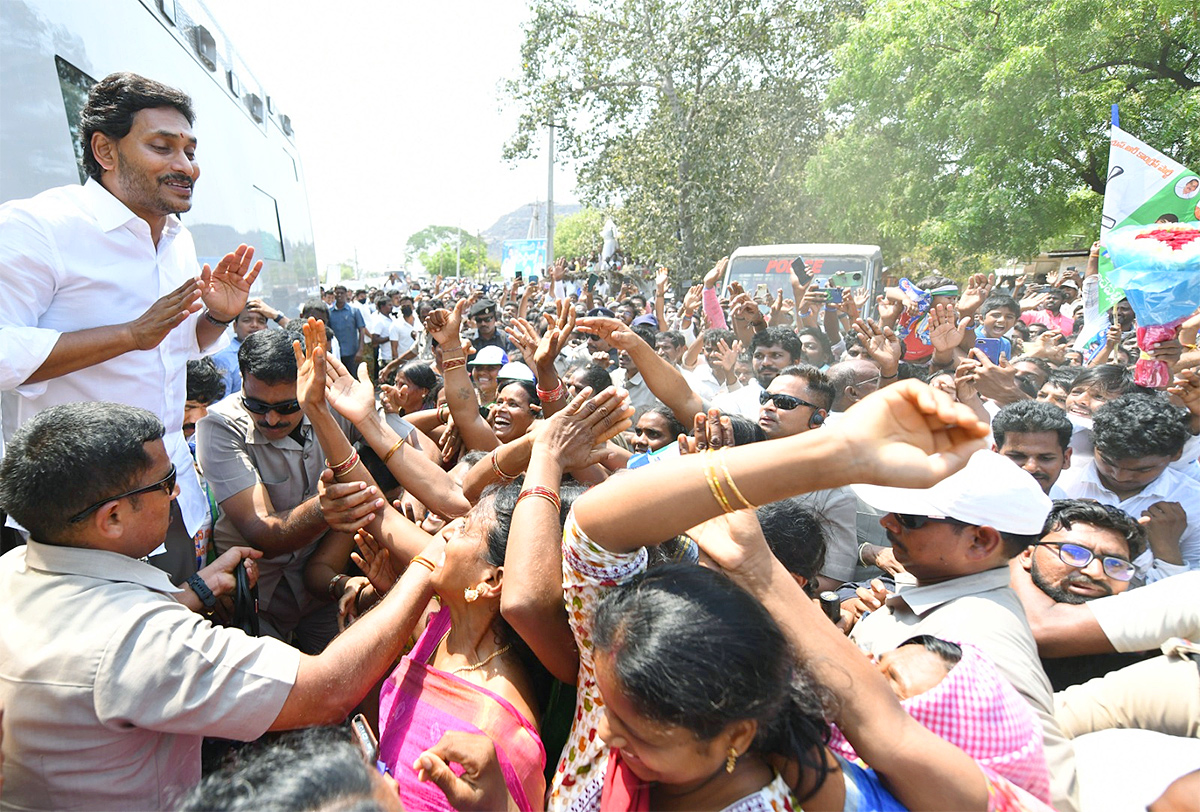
[186,573,217,612]
[272,313,285,324]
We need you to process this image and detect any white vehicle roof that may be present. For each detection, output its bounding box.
[730,243,882,257]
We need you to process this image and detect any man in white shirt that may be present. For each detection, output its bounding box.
[1056,394,1200,583]
[0,72,259,584]
[709,327,805,419]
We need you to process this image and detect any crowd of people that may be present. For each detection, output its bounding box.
[1,72,1199,812]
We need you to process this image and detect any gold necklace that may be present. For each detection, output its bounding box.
[449,643,512,675]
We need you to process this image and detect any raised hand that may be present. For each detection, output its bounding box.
[323,349,377,425]
[927,303,969,354]
[291,317,330,414]
[875,294,902,327]
[575,316,641,351]
[679,408,735,453]
[655,266,669,291]
[425,299,466,346]
[853,317,901,376]
[200,244,262,321]
[956,273,995,316]
[129,277,202,350]
[681,284,703,315]
[504,317,540,361]
[535,299,577,370]
[768,289,791,326]
[351,528,399,594]
[317,469,385,533]
[535,386,634,470]
[703,257,729,290]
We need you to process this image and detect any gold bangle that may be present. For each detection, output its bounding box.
[704,453,734,514]
[411,555,436,572]
[382,438,404,466]
[491,451,518,481]
[717,448,757,510]
[326,449,356,472]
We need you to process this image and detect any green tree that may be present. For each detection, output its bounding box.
[553,207,606,259]
[406,226,500,279]
[806,0,1200,271]
[506,0,857,277]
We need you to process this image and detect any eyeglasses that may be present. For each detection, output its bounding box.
[893,513,966,530]
[242,396,302,415]
[1035,542,1134,581]
[69,465,178,523]
[759,390,820,411]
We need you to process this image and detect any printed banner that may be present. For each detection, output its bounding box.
[501,239,546,281]
[1098,126,1199,312]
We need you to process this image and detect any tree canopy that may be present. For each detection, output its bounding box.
[506,0,855,277]
[406,226,499,278]
[805,0,1200,271]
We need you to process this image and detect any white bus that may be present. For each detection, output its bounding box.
[0,0,318,314]
[722,243,884,300]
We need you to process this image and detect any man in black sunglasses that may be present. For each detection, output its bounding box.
[197,326,348,651]
[849,450,1083,812]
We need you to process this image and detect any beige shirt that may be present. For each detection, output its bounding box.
[0,541,298,811]
[850,566,1080,812]
[196,394,359,634]
[1088,570,1200,652]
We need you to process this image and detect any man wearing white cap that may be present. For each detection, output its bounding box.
[850,449,1081,812]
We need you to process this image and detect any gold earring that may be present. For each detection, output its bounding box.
[463,586,479,603]
[726,747,738,773]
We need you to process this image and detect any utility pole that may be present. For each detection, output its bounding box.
[547,124,555,270]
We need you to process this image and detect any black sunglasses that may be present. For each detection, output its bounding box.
[759,390,820,411]
[893,512,966,530]
[69,465,178,523]
[242,396,303,415]
[1035,542,1134,581]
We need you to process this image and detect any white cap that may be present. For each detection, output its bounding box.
[850,450,1051,535]
[497,361,536,383]
[468,346,508,366]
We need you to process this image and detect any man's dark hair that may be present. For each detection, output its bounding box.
[80,72,195,182]
[299,298,329,321]
[657,330,686,350]
[725,413,767,445]
[631,324,658,346]
[992,400,1072,451]
[750,327,803,364]
[1093,394,1190,460]
[0,402,164,543]
[703,328,737,349]
[177,726,385,812]
[239,324,302,385]
[756,498,827,597]
[796,328,834,365]
[186,358,226,405]
[574,364,613,394]
[1046,368,1076,391]
[899,635,963,670]
[1042,499,1146,560]
[980,294,1020,317]
[1070,365,1150,398]
[775,364,836,411]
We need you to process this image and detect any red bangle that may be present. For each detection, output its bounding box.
[443,357,467,372]
[518,485,561,513]
[536,381,566,402]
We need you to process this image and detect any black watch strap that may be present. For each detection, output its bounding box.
[186,573,217,609]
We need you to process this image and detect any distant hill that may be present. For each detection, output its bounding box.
[482,202,582,260]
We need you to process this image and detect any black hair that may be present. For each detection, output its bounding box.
[992,400,1072,451]
[300,299,330,321]
[1093,394,1190,460]
[775,364,836,411]
[0,402,164,543]
[796,328,834,365]
[703,328,737,349]
[1069,365,1149,398]
[573,364,613,395]
[898,635,963,670]
[80,72,194,182]
[640,405,688,441]
[631,324,658,346]
[658,330,686,350]
[239,323,302,385]
[915,274,956,291]
[1043,499,1146,560]
[756,498,827,597]
[400,361,442,411]
[593,564,831,800]
[726,413,767,445]
[176,726,384,812]
[1046,368,1076,390]
[498,379,541,409]
[750,327,803,363]
[187,357,226,404]
[980,294,1020,317]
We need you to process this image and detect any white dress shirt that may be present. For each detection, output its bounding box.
[0,179,224,538]
[709,379,764,419]
[1056,459,1200,582]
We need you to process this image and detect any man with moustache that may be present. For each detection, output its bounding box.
[0,72,260,585]
[196,327,349,651]
[992,400,1074,497]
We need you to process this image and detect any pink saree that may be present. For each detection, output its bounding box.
[378,608,546,811]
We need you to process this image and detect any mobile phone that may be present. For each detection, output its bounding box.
[755,283,770,299]
[791,256,811,286]
[528,274,539,286]
[827,288,843,304]
[587,273,599,291]
[829,271,862,287]
[819,591,842,623]
[975,337,1003,364]
[350,713,379,763]
[515,271,523,282]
